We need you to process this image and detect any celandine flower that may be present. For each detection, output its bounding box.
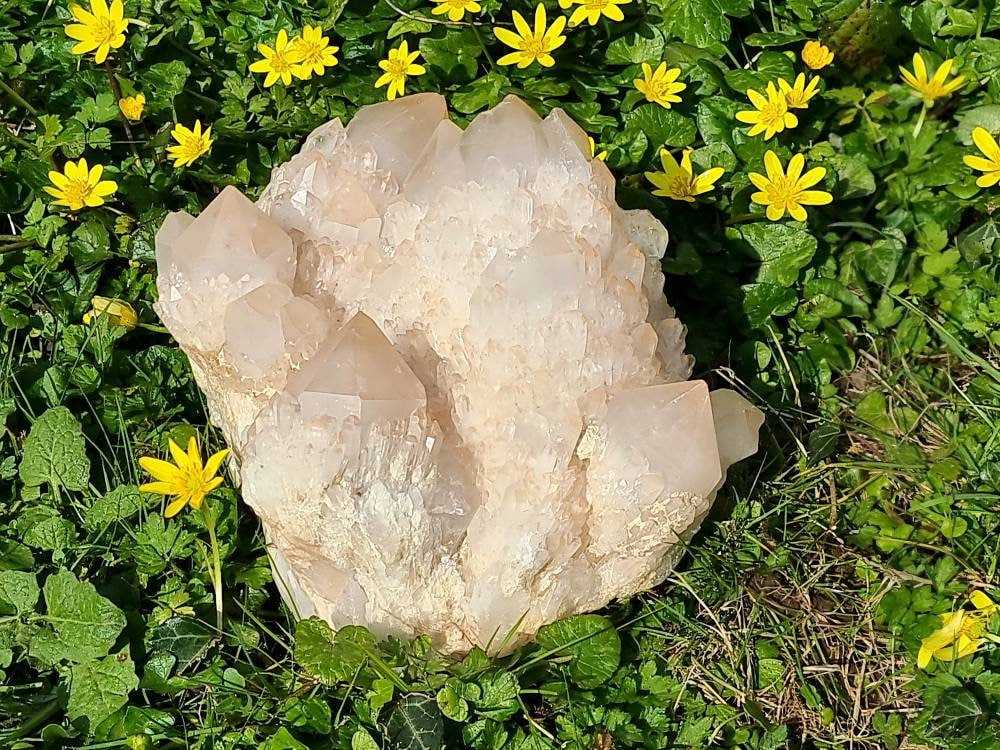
[917,593,997,669]
[167,120,213,168]
[562,0,632,27]
[494,5,567,69]
[589,137,608,162]
[84,296,138,329]
[964,127,1000,188]
[140,437,230,518]
[249,30,305,87]
[748,150,832,221]
[65,0,129,64]
[118,93,144,121]
[375,41,426,101]
[634,62,686,109]
[737,82,797,140]
[292,25,339,79]
[44,158,118,211]
[779,74,820,110]
[645,149,724,202]
[900,52,965,106]
[801,40,833,70]
[431,0,481,21]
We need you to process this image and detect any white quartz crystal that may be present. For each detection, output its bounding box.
[154,94,763,654]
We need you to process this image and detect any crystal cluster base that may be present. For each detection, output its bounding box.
[154,94,763,653]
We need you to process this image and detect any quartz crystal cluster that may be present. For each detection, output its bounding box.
[154,93,763,654]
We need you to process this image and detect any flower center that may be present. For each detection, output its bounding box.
[585,0,608,8]
[386,58,410,77]
[669,175,694,198]
[64,178,94,206]
[522,36,546,58]
[761,102,784,123]
[445,0,469,7]
[765,178,796,206]
[97,18,117,43]
[272,52,296,74]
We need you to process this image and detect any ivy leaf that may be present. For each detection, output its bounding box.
[925,686,995,741]
[67,651,139,728]
[387,695,444,750]
[19,406,90,492]
[35,569,125,663]
[148,617,214,673]
[535,614,621,689]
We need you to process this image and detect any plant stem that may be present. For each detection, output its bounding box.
[0,77,37,115]
[913,104,927,138]
[201,503,224,632]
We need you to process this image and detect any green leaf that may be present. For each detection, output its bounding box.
[535,614,621,689]
[0,570,39,614]
[294,617,376,686]
[605,23,666,64]
[36,569,125,663]
[387,695,443,750]
[736,223,818,286]
[84,485,143,531]
[624,105,696,148]
[353,730,381,750]
[474,671,520,721]
[743,283,799,328]
[0,538,34,571]
[67,651,139,728]
[651,0,752,48]
[261,727,310,750]
[19,406,90,492]
[437,679,470,722]
[420,31,481,81]
[925,686,994,741]
[148,617,214,672]
[453,73,508,114]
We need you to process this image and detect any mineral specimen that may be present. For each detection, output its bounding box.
[154,93,763,653]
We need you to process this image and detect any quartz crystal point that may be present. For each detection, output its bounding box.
[153,93,763,654]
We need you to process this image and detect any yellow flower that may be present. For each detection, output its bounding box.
[83,296,138,329]
[918,610,988,669]
[562,0,632,27]
[495,5,568,69]
[737,82,798,140]
[431,0,481,22]
[971,590,998,617]
[778,74,820,110]
[44,158,118,211]
[589,137,608,162]
[140,437,230,518]
[118,93,145,122]
[748,150,832,221]
[167,120,213,168]
[645,148,724,202]
[899,52,966,106]
[292,25,339,80]
[65,0,129,64]
[801,40,834,70]
[964,127,1000,189]
[634,62,686,109]
[375,41,426,101]
[249,30,305,88]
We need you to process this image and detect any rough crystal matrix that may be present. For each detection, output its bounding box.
[154,94,763,653]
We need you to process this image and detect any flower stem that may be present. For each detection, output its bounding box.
[201,503,224,632]
[913,105,927,138]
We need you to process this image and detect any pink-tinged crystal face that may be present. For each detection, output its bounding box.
[154,93,763,654]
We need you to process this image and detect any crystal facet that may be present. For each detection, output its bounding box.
[154,94,763,653]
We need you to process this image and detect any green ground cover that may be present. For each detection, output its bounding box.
[2,0,1000,747]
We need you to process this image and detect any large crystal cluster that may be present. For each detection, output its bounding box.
[154,94,763,653]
